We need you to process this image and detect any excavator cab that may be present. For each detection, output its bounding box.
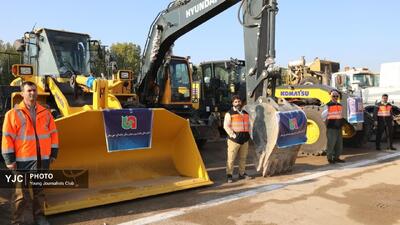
[156,56,193,110]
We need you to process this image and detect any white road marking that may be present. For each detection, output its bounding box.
[118,151,400,225]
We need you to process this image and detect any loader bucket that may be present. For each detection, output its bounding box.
[44,108,212,215]
[245,97,307,177]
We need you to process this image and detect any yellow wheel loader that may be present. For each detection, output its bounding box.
[277,57,371,154]
[4,28,212,215]
[276,85,366,155]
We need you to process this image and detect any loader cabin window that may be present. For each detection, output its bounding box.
[47,30,90,77]
[170,60,191,102]
[353,73,377,87]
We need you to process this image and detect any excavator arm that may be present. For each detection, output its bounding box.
[139,0,307,177]
[139,0,278,105]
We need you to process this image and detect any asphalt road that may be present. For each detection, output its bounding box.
[0,139,399,225]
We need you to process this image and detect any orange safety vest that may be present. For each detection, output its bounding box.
[327,104,343,120]
[377,105,392,117]
[1,102,58,164]
[230,110,250,133]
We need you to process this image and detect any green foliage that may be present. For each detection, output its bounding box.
[110,42,141,75]
[89,41,108,77]
[0,40,20,85]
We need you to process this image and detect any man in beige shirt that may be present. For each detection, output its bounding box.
[223,95,253,183]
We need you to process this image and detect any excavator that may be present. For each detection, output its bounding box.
[2,0,306,214]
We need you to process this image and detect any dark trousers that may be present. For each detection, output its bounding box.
[376,120,394,148]
[327,128,343,161]
[12,173,45,225]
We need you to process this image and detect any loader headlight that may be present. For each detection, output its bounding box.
[11,64,33,77]
[120,72,129,79]
[118,70,132,80]
[20,66,32,75]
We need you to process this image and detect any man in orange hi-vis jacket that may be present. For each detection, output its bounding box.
[322,90,346,164]
[223,95,253,183]
[2,81,58,225]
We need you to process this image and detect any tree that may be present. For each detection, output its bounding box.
[0,40,20,85]
[88,40,108,78]
[110,42,141,76]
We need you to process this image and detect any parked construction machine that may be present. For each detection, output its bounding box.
[3,28,211,215]
[273,57,369,154]
[275,85,369,154]
[142,53,219,146]
[2,0,307,215]
[283,56,340,86]
[139,0,308,176]
[193,58,247,134]
[332,66,400,134]
[196,56,368,154]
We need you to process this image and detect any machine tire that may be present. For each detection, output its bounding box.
[196,139,207,148]
[299,106,327,155]
[345,112,373,147]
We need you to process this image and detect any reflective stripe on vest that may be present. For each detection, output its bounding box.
[377,105,392,117]
[16,155,50,162]
[2,148,14,153]
[327,105,343,120]
[15,109,26,138]
[230,113,250,132]
[3,132,16,139]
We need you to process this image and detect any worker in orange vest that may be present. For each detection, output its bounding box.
[2,81,59,225]
[323,90,346,164]
[373,94,396,150]
[223,95,253,183]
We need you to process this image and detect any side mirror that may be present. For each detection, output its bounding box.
[14,39,25,52]
[229,83,235,93]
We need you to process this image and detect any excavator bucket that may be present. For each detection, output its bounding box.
[44,108,212,215]
[245,97,307,177]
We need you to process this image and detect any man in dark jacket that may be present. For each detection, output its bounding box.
[374,94,396,150]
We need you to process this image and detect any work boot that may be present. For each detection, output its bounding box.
[238,173,253,180]
[226,174,233,183]
[34,216,50,225]
[328,159,335,164]
[390,146,397,150]
[335,158,346,163]
[376,146,381,151]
